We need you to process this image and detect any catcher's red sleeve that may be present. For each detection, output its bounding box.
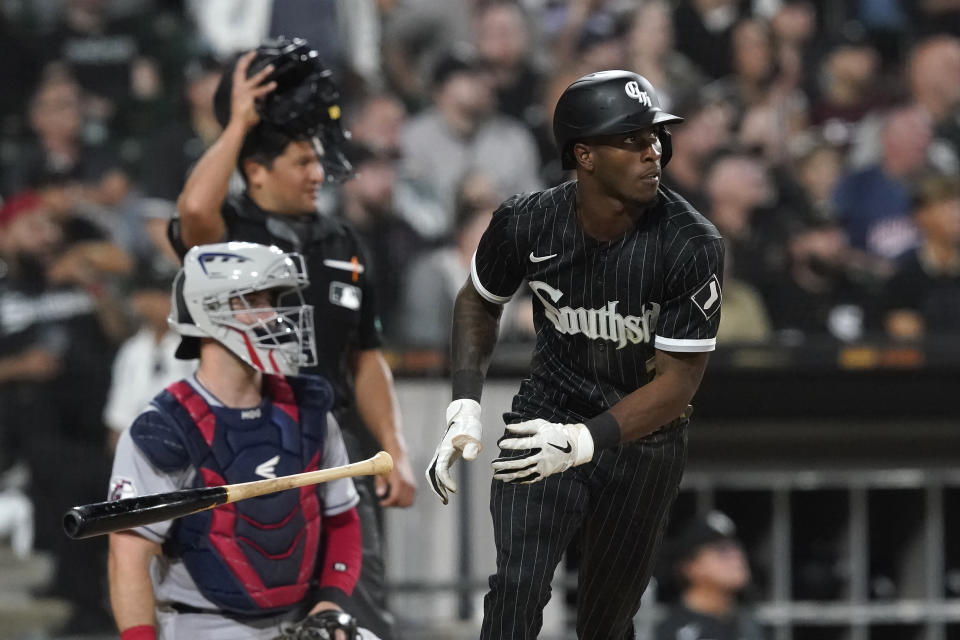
[317,507,362,597]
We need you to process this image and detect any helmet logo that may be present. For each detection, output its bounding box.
[624,81,652,107]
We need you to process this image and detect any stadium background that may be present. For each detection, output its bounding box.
[1,0,959,639]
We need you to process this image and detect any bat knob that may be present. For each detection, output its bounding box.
[372,451,393,476]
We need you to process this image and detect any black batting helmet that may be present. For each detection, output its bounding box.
[553,70,683,170]
[213,36,353,182]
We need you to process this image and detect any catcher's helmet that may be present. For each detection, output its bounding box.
[553,70,683,170]
[169,242,317,376]
[214,36,353,181]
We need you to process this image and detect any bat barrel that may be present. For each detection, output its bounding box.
[63,486,228,540]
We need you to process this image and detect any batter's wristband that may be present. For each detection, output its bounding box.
[120,625,156,640]
[451,369,484,403]
[585,412,621,451]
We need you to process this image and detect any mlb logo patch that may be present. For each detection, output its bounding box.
[690,274,722,320]
[329,282,362,310]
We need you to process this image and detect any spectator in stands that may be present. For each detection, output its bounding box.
[473,1,545,131]
[138,54,225,218]
[788,135,846,224]
[907,35,960,157]
[883,173,960,340]
[662,91,736,212]
[625,0,707,113]
[396,171,533,348]
[707,17,779,114]
[703,152,786,293]
[379,0,474,110]
[39,0,185,141]
[338,142,426,335]
[0,192,128,633]
[2,69,117,199]
[717,247,772,344]
[833,105,931,260]
[399,45,542,237]
[656,510,766,640]
[347,92,407,157]
[533,68,585,187]
[809,33,885,149]
[103,261,194,450]
[672,0,742,80]
[764,219,883,341]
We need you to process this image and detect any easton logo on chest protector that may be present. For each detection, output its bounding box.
[152,375,333,614]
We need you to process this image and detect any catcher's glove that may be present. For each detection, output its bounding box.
[273,610,358,640]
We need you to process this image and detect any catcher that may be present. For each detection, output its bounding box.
[106,242,378,640]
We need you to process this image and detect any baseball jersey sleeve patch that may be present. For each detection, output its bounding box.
[108,476,138,502]
[690,274,722,320]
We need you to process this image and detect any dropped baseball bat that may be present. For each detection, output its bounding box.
[63,451,393,540]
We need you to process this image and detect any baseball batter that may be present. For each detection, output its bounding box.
[426,71,724,639]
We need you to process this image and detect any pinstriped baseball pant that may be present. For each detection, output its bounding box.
[480,421,687,640]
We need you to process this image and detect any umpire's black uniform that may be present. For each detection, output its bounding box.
[471,181,724,639]
[169,194,395,639]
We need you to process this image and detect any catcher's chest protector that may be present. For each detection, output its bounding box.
[154,374,333,614]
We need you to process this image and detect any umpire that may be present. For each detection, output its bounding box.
[169,38,415,640]
[426,70,724,639]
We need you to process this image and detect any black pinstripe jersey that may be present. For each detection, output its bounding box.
[471,180,724,424]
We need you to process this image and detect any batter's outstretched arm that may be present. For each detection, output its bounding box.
[607,349,709,444]
[451,278,503,402]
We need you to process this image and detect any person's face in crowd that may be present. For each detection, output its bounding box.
[3,208,63,262]
[910,38,960,111]
[683,539,751,593]
[29,79,83,145]
[475,3,529,69]
[707,155,774,213]
[797,145,843,204]
[350,96,406,154]
[346,159,396,215]
[627,0,674,60]
[247,141,325,216]
[437,71,496,122]
[881,108,932,177]
[678,101,734,159]
[732,19,773,83]
[827,45,879,94]
[771,2,815,46]
[579,126,664,205]
[916,196,960,244]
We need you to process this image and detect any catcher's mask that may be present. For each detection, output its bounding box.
[169,242,317,376]
[214,36,353,182]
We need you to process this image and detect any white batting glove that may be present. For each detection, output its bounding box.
[491,419,595,484]
[425,399,483,504]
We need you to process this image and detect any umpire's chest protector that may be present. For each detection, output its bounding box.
[149,374,333,614]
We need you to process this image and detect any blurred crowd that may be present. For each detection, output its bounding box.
[2,0,960,634]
